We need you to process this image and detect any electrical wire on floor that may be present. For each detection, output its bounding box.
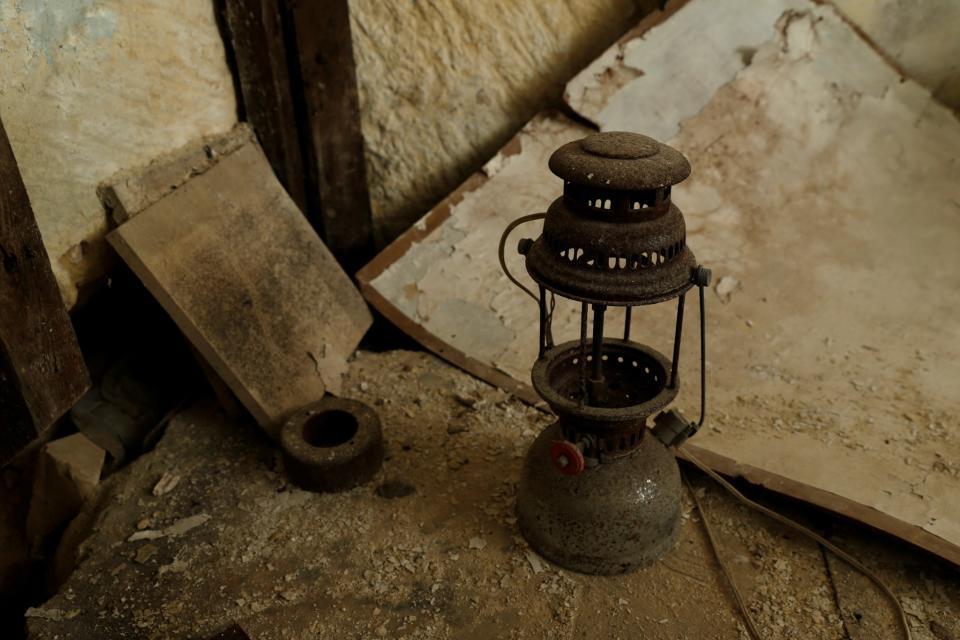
[678,446,913,640]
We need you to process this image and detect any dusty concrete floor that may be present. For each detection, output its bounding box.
[26,350,960,639]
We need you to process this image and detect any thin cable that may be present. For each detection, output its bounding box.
[498,213,546,303]
[680,446,913,640]
[682,468,763,640]
[697,282,707,427]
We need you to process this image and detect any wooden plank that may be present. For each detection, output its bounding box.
[290,0,374,273]
[217,0,309,214]
[108,139,372,440]
[0,116,90,464]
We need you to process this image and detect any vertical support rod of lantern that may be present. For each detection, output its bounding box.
[579,302,588,406]
[538,285,547,358]
[623,306,632,341]
[591,304,606,381]
[670,294,685,388]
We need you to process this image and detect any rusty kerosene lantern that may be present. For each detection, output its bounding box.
[500,131,711,574]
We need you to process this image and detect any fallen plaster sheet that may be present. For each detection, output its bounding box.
[564,0,809,139]
[361,3,960,564]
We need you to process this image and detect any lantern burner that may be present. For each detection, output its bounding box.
[502,131,711,575]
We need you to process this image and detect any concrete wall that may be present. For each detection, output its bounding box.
[349,0,652,245]
[0,0,237,309]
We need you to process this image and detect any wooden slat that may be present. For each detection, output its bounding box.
[290,0,374,273]
[0,117,90,464]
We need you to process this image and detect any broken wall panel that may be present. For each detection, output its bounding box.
[360,3,960,564]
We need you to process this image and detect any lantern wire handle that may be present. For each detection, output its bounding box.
[498,213,547,303]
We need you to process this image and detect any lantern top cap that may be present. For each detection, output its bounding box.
[549,132,691,190]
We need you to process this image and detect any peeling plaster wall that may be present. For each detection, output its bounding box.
[349,0,653,246]
[0,0,237,309]
[833,0,960,109]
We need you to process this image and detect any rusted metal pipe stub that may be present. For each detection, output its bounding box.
[280,397,383,493]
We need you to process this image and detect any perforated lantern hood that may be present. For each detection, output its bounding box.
[524,132,698,306]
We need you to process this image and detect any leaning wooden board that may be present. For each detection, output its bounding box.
[109,139,371,439]
[359,1,960,566]
[0,115,89,464]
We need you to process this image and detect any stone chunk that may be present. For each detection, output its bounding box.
[26,433,105,546]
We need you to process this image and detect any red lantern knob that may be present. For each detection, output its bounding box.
[550,440,585,476]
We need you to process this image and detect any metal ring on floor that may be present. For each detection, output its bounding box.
[280,397,383,493]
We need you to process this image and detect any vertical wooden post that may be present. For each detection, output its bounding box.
[289,0,375,273]
[217,0,309,214]
[0,117,90,464]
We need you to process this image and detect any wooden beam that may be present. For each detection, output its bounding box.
[217,0,309,214]
[290,0,374,273]
[0,117,90,465]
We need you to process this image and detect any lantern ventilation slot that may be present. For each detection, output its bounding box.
[556,240,686,270]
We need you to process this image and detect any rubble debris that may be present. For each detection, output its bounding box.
[151,472,180,497]
[127,513,211,542]
[24,607,80,622]
[524,549,546,574]
[133,544,158,564]
[714,275,740,303]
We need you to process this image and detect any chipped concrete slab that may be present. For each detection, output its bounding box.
[361,4,960,564]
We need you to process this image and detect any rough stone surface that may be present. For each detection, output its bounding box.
[349,0,652,245]
[26,350,960,639]
[0,0,238,308]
